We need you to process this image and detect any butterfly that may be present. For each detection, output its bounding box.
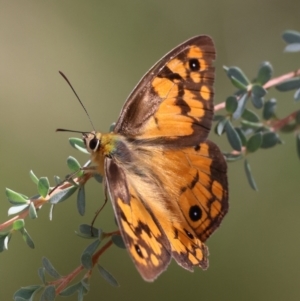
[83,35,228,281]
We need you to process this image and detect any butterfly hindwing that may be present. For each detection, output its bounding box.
[105,158,171,281]
[114,35,215,147]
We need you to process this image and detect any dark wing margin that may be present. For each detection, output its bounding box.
[104,158,171,281]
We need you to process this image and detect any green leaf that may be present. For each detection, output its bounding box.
[93,173,103,183]
[252,84,267,98]
[8,204,29,215]
[263,98,277,120]
[225,121,242,151]
[112,234,126,249]
[67,156,82,175]
[251,94,264,109]
[29,202,37,219]
[0,232,9,252]
[240,120,264,130]
[224,66,250,87]
[54,175,61,185]
[40,285,56,301]
[234,128,247,146]
[20,228,35,249]
[69,137,89,154]
[261,132,279,148]
[4,233,12,250]
[13,219,25,231]
[242,109,260,122]
[284,43,300,52]
[97,264,119,287]
[255,62,273,85]
[13,286,41,301]
[246,132,262,153]
[42,257,61,279]
[38,267,46,284]
[282,30,300,44]
[49,186,77,204]
[296,134,300,160]
[294,88,300,101]
[81,239,101,270]
[244,159,258,191]
[29,170,39,185]
[77,224,99,238]
[295,111,300,124]
[233,93,248,119]
[6,188,28,205]
[216,117,228,136]
[109,122,116,132]
[37,177,50,198]
[77,185,85,216]
[275,78,300,91]
[225,96,238,114]
[223,152,243,162]
[60,282,82,297]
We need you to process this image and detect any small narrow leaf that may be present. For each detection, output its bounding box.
[69,137,89,154]
[296,134,300,160]
[54,175,61,185]
[225,96,238,114]
[294,88,300,101]
[20,228,35,249]
[282,30,300,44]
[60,282,82,297]
[244,159,258,191]
[216,117,228,136]
[49,186,77,204]
[295,111,300,124]
[13,286,41,301]
[275,78,300,91]
[77,186,85,216]
[233,93,248,119]
[4,233,11,250]
[97,264,119,287]
[261,132,279,148]
[40,285,56,301]
[241,120,264,130]
[6,188,28,205]
[284,43,300,52]
[42,257,61,279]
[67,156,82,173]
[225,121,242,151]
[109,122,116,132]
[13,219,25,231]
[234,128,247,146]
[112,234,126,249]
[81,239,101,270]
[263,98,277,120]
[251,95,264,109]
[223,152,243,162]
[29,170,39,185]
[29,202,37,219]
[252,84,267,98]
[8,204,29,215]
[255,62,273,85]
[93,173,103,183]
[224,66,250,86]
[246,132,263,153]
[242,109,260,122]
[0,232,9,252]
[77,224,99,238]
[37,177,50,198]
[38,267,46,284]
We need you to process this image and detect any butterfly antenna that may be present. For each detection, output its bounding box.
[59,71,96,131]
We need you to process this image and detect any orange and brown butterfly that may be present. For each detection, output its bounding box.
[83,35,228,281]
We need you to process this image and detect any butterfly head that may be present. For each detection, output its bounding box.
[83,131,102,153]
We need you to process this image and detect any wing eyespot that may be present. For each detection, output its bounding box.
[189,58,200,71]
[189,205,202,222]
[135,244,144,258]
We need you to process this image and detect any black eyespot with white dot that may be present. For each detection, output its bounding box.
[189,205,202,221]
[189,59,200,71]
[185,229,194,239]
[89,137,99,151]
[135,244,144,258]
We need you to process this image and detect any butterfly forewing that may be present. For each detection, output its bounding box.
[114,35,216,147]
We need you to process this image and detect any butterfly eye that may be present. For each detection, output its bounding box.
[189,205,202,221]
[189,59,200,71]
[89,137,100,151]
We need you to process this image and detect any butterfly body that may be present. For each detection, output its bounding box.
[84,35,228,281]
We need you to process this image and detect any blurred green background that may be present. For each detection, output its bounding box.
[0,1,299,300]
